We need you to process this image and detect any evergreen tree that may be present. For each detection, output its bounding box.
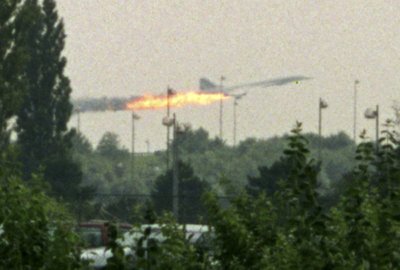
[173,126,224,155]
[246,157,290,197]
[96,132,129,161]
[71,131,93,155]
[16,0,82,199]
[0,0,28,150]
[152,161,210,223]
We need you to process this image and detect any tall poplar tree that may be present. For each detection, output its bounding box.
[16,0,82,198]
[0,0,27,151]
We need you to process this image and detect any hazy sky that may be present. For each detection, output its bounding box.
[57,1,400,152]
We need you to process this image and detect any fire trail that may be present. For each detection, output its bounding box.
[125,91,229,111]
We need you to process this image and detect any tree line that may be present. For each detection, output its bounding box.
[103,122,400,269]
[70,126,356,222]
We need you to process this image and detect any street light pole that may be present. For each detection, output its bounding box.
[145,139,150,154]
[375,105,379,147]
[162,113,179,220]
[131,112,140,181]
[76,108,81,133]
[172,113,179,220]
[353,80,360,143]
[166,87,174,169]
[364,104,380,150]
[219,76,225,139]
[233,99,238,146]
[232,92,246,146]
[318,98,322,138]
[318,98,328,160]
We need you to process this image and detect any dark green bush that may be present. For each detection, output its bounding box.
[0,172,85,269]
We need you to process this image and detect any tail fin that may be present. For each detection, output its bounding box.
[199,77,217,91]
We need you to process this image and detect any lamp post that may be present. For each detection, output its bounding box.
[162,114,179,220]
[364,105,379,149]
[353,80,360,143]
[145,139,150,154]
[73,107,81,132]
[77,108,81,133]
[219,76,225,139]
[318,98,328,159]
[172,114,179,221]
[233,99,238,146]
[166,87,175,169]
[231,93,246,146]
[131,112,140,181]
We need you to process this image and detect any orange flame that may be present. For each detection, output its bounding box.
[126,91,229,111]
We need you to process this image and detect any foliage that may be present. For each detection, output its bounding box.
[1,121,397,270]
[97,132,130,161]
[70,126,358,226]
[177,128,355,194]
[105,223,128,270]
[72,126,356,202]
[72,132,93,155]
[246,157,291,197]
[0,0,28,149]
[15,0,82,200]
[152,161,210,224]
[0,171,85,269]
[201,123,399,269]
[371,121,400,268]
[173,126,224,155]
[73,131,160,196]
[129,215,213,270]
[306,131,354,150]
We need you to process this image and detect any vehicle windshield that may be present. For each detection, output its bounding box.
[77,227,103,248]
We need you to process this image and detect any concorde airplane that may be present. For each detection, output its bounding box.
[199,75,311,94]
[72,75,311,112]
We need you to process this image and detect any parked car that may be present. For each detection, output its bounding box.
[120,224,214,263]
[77,220,131,248]
[79,222,213,269]
[77,220,132,269]
[121,223,211,245]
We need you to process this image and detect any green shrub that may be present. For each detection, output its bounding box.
[0,172,85,269]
